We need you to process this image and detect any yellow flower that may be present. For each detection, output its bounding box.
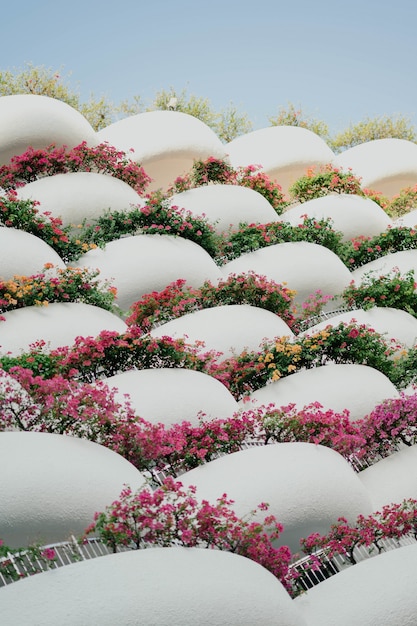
[271,369,281,381]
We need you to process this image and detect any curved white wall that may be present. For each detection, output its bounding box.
[0,432,146,547]
[0,548,307,626]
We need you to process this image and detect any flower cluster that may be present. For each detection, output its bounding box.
[0,142,151,195]
[301,499,417,564]
[0,192,95,263]
[212,323,400,399]
[170,157,287,212]
[288,164,363,203]
[389,185,417,217]
[74,193,219,258]
[126,272,297,332]
[84,477,293,592]
[341,227,417,269]
[340,270,417,316]
[0,538,57,584]
[218,216,344,262]
[5,360,417,477]
[0,264,118,315]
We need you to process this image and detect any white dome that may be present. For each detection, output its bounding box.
[103,368,239,426]
[282,194,392,242]
[351,249,417,283]
[226,126,335,195]
[180,442,372,552]
[150,304,295,359]
[97,110,226,191]
[0,303,126,356]
[17,172,143,226]
[359,445,417,510]
[0,94,97,165]
[73,234,222,313]
[395,209,417,228]
[221,242,352,306]
[335,138,417,198]
[295,544,417,626]
[301,307,417,350]
[0,227,65,279]
[244,364,399,422]
[169,184,279,234]
[0,431,146,546]
[0,547,307,626]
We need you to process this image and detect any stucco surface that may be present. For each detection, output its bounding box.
[0,303,126,355]
[295,544,417,626]
[180,442,372,552]
[226,125,335,194]
[221,241,352,305]
[301,307,417,351]
[0,227,66,279]
[73,234,222,312]
[0,432,145,547]
[17,172,142,226]
[103,368,239,426]
[244,364,399,421]
[98,110,226,190]
[169,184,278,234]
[0,547,307,626]
[0,94,97,166]
[334,138,417,198]
[150,304,294,359]
[282,193,392,241]
[351,249,417,283]
[359,445,417,509]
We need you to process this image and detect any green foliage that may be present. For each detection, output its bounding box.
[219,217,344,262]
[150,88,252,142]
[269,102,330,141]
[330,114,417,152]
[389,185,417,218]
[341,227,417,269]
[0,64,114,130]
[340,270,417,316]
[289,164,363,202]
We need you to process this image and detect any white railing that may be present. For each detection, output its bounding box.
[2,531,417,591]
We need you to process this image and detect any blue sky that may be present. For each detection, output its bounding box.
[2,0,417,135]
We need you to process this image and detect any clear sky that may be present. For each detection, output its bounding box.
[2,0,417,135]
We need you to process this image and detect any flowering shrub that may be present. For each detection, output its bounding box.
[340,270,417,316]
[84,477,294,592]
[356,393,417,462]
[126,273,297,332]
[341,227,417,269]
[5,358,417,476]
[218,217,344,262]
[74,194,220,258]
[301,499,417,564]
[213,323,399,399]
[0,264,118,314]
[41,331,214,382]
[289,164,363,202]
[170,157,288,212]
[0,538,57,583]
[362,187,390,211]
[0,142,151,195]
[389,185,417,217]
[0,192,95,263]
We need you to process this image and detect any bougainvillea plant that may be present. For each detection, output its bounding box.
[288,164,363,203]
[0,142,151,195]
[83,477,294,593]
[169,157,288,212]
[0,264,118,315]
